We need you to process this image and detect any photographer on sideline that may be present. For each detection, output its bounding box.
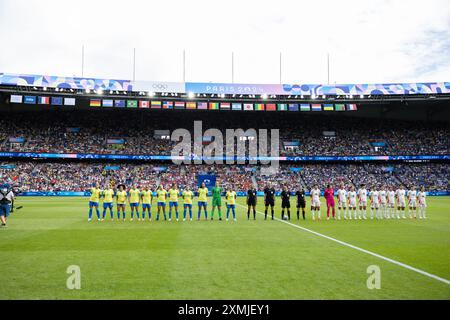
[0,187,15,227]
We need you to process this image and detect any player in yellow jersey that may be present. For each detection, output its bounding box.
[101,184,115,221]
[116,185,127,221]
[88,182,101,221]
[182,186,194,221]
[197,182,209,220]
[156,185,167,221]
[225,188,237,222]
[141,186,153,221]
[128,185,141,221]
[168,184,180,221]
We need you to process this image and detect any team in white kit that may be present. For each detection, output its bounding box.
[334,184,427,220]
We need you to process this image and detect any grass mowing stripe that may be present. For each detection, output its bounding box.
[236,203,450,286]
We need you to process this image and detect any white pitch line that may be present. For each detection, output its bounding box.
[236,203,450,285]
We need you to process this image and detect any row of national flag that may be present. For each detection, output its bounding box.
[10,95,76,106]
[89,99,358,111]
[10,95,357,111]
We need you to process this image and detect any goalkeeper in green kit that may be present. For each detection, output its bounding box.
[211,182,223,221]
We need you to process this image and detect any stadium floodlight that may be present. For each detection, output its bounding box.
[97,88,103,95]
[43,87,47,91]
[311,94,316,99]
[261,94,268,100]
[360,94,364,99]
[322,95,326,99]
[148,91,155,97]
[220,93,226,98]
[300,95,304,99]
[187,91,195,99]
[349,94,353,99]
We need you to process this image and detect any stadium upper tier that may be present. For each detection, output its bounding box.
[1,72,450,97]
[0,111,448,157]
[1,162,448,193]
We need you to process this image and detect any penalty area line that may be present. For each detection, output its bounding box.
[236,203,450,286]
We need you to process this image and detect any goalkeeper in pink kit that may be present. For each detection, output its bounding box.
[324,184,336,220]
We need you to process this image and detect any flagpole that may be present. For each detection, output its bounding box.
[279,52,282,84]
[81,45,85,77]
[132,48,136,82]
[231,52,234,83]
[327,52,330,85]
[183,49,186,82]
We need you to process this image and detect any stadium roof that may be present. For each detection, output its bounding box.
[1,73,450,101]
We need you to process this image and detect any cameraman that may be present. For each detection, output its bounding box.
[0,187,15,227]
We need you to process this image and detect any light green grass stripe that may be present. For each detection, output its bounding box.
[236,203,450,285]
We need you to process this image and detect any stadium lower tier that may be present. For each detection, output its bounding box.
[1,162,448,193]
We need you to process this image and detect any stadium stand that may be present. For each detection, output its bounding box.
[0,110,448,156]
[1,162,447,192]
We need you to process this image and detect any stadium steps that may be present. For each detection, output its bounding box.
[251,175,258,189]
[299,172,310,190]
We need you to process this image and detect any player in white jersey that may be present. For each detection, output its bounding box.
[396,186,406,219]
[418,186,427,219]
[310,185,321,221]
[336,184,347,220]
[369,187,380,219]
[379,186,388,219]
[357,184,368,219]
[347,186,357,219]
[387,186,396,219]
[407,187,418,219]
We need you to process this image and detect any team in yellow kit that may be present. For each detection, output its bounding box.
[168,184,180,221]
[88,182,238,222]
[88,183,101,221]
[141,187,153,220]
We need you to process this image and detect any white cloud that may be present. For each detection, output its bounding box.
[0,0,449,83]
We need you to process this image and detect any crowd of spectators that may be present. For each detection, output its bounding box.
[1,162,447,193]
[0,111,448,156]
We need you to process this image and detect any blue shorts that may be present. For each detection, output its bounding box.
[227,204,236,209]
[0,204,11,217]
[142,203,151,209]
[130,203,139,208]
[157,202,166,207]
[117,203,125,208]
[89,201,99,207]
[198,201,207,207]
[169,201,178,207]
[103,202,113,209]
[184,204,193,208]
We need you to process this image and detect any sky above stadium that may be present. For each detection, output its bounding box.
[0,0,449,84]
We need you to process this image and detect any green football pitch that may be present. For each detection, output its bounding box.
[0,196,449,300]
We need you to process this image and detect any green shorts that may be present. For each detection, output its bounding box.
[212,198,222,206]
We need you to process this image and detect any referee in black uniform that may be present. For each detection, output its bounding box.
[246,188,257,220]
[263,184,275,220]
[295,188,306,220]
[280,186,291,220]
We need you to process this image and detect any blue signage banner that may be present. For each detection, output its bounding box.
[17,191,450,197]
[0,152,448,162]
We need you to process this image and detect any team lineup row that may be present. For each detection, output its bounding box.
[87,182,429,222]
